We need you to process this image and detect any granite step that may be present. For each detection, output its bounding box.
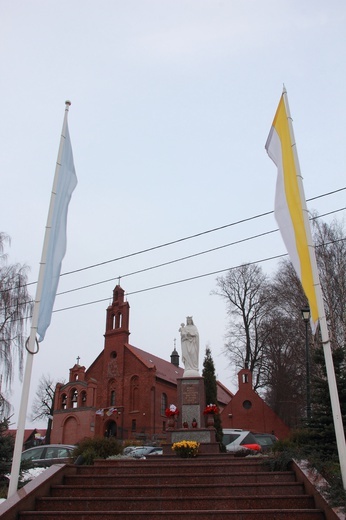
[82,458,273,475]
[14,457,327,520]
[34,494,316,511]
[51,481,305,498]
[63,470,297,486]
[19,510,326,520]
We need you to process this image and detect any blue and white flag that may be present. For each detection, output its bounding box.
[37,114,77,342]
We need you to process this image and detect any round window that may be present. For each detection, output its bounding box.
[110,351,117,359]
[243,400,252,410]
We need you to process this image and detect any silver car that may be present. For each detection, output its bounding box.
[21,444,75,467]
[128,446,163,458]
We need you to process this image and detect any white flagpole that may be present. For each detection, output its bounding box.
[8,101,72,497]
[284,90,346,490]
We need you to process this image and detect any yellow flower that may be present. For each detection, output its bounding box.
[171,440,200,457]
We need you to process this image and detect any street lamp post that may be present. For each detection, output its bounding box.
[301,306,311,419]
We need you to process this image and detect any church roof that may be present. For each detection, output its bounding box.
[129,344,184,384]
[215,379,234,405]
[127,344,233,406]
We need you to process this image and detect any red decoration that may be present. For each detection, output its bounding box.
[165,404,179,417]
[203,404,219,415]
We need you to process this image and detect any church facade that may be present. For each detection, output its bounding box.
[50,285,232,444]
[50,284,290,445]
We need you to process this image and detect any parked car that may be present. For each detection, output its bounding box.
[122,446,138,455]
[127,446,163,458]
[20,444,75,468]
[222,429,261,453]
[252,432,278,452]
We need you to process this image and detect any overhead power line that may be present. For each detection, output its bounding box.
[58,186,346,278]
[1,189,345,304]
[53,252,289,313]
[56,206,346,296]
[16,186,346,296]
[8,232,346,320]
[5,224,346,320]
[54,236,346,314]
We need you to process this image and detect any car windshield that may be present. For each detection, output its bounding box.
[240,433,258,445]
[222,433,240,445]
[21,447,45,461]
[254,435,275,446]
[45,447,72,459]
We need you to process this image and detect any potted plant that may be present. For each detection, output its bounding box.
[165,404,179,428]
[203,403,219,427]
[171,440,200,458]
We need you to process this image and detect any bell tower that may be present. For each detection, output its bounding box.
[105,285,130,343]
[100,285,130,414]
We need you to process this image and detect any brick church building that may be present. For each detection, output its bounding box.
[50,284,290,445]
[50,285,233,445]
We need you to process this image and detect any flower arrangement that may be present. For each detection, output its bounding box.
[172,440,200,458]
[165,404,179,417]
[203,403,219,415]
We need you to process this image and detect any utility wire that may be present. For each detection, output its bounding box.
[53,253,289,313]
[6,234,346,319]
[58,187,346,278]
[54,236,346,314]
[2,205,346,310]
[56,229,278,296]
[1,190,345,301]
[56,206,346,296]
[15,185,346,294]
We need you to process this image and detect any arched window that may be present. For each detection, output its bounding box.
[61,394,67,410]
[110,390,116,406]
[71,389,78,408]
[161,393,167,416]
[81,391,87,407]
[130,376,139,411]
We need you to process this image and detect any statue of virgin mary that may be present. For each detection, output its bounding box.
[179,316,199,377]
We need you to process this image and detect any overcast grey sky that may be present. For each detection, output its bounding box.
[1,0,345,428]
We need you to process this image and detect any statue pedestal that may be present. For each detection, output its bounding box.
[177,377,205,428]
[164,377,220,455]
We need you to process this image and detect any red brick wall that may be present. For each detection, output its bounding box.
[220,369,290,439]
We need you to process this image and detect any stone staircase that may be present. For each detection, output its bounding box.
[15,455,327,520]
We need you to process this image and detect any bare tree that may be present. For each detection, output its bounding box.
[312,216,346,351]
[0,233,33,416]
[31,374,61,444]
[262,217,346,425]
[260,312,306,426]
[213,263,270,389]
[214,217,346,426]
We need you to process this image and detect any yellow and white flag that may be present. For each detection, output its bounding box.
[265,89,319,332]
